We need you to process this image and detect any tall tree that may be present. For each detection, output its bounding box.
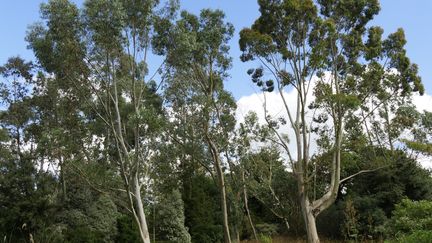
[0,57,57,242]
[26,0,90,203]
[154,9,236,243]
[0,57,33,159]
[400,109,432,155]
[26,0,177,241]
[239,0,424,242]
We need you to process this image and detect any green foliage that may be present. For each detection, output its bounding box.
[316,202,345,239]
[347,151,432,237]
[385,199,432,237]
[1,1,431,243]
[343,198,359,241]
[255,223,278,236]
[242,148,299,233]
[183,175,223,243]
[0,156,57,242]
[314,147,432,240]
[64,226,105,243]
[240,1,425,241]
[402,110,432,155]
[258,234,273,243]
[158,8,237,243]
[33,224,67,243]
[115,215,141,243]
[154,189,191,242]
[387,230,432,243]
[87,195,119,241]
[56,189,119,242]
[404,141,432,155]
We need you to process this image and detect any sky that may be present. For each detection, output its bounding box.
[0,0,431,100]
[1,0,431,168]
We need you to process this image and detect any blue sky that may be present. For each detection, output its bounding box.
[1,0,431,100]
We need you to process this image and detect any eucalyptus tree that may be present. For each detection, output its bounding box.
[242,147,295,233]
[154,9,236,243]
[0,57,33,158]
[237,112,296,236]
[26,0,177,242]
[239,0,424,242]
[25,0,92,203]
[0,57,47,242]
[400,109,432,156]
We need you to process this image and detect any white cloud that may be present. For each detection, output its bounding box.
[412,92,432,169]
[413,92,432,113]
[417,155,432,169]
[236,84,319,164]
[236,85,432,169]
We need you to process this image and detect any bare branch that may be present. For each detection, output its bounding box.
[340,166,388,184]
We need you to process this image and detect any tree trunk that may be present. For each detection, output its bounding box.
[133,175,151,243]
[242,171,258,240]
[216,158,232,243]
[300,196,320,243]
[235,228,240,243]
[205,132,231,243]
[59,157,67,202]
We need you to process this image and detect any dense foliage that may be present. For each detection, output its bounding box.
[0,0,431,243]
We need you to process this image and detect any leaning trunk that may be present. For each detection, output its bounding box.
[242,171,258,240]
[133,175,151,243]
[206,132,232,243]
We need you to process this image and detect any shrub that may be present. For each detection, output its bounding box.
[115,215,141,243]
[385,199,432,237]
[258,234,272,243]
[255,223,278,236]
[386,230,432,243]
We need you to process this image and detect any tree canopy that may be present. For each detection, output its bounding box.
[0,1,430,243]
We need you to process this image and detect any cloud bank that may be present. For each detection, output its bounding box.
[236,88,432,169]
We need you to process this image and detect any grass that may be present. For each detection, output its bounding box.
[241,236,341,243]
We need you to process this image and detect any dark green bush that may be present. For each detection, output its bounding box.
[255,223,278,236]
[115,215,141,243]
[65,226,105,243]
[191,224,223,243]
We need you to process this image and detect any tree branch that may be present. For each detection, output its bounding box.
[339,166,388,184]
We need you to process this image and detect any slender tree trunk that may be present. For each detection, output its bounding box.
[59,157,67,202]
[205,130,231,243]
[110,63,151,243]
[215,158,232,243]
[235,229,240,243]
[133,175,151,243]
[242,171,258,240]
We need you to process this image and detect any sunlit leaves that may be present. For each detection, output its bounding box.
[365,26,384,60]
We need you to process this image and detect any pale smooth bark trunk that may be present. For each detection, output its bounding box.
[301,200,319,243]
[206,133,231,243]
[242,171,258,240]
[298,169,320,243]
[111,63,151,243]
[133,175,151,243]
[215,157,232,243]
[59,157,67,202]
[234,229,240,243]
